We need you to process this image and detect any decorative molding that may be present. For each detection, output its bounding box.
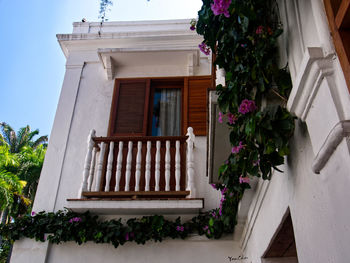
[97,48,200,80]
[312,120,350,173]
[239,178,271,251]
[287,47,334,121]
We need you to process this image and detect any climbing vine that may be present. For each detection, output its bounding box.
[0,0,295,247]
[195,0,295,191]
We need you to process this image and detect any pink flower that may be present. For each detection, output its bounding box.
[199,42,210,55]
[239,176,250,184]
[125,232,130,240]
[232,141,244,154]
[211,0,231,18]
[190,19,196,31]
[69,217,82,223]
[256,25,264,35]
[176,226,184,232]
[31,211,36,216]
[218,112,224,123]
[253,159,260,166]
[238,99,257,114]
[227,112,237,125]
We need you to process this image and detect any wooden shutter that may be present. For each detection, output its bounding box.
[185,76,211,136]
[324,0,350,91]
[108,79,150,136]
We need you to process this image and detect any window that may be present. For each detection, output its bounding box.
[108,76,211,136]
[324,0,350,91]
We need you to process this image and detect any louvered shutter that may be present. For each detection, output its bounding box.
[109,79,150,136]
[187,77,211,136]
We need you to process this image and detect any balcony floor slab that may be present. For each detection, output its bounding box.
[66,198,204,215]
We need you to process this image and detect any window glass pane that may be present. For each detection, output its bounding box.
[151,88,181,136]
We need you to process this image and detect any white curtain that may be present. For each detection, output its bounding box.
[156,89,181,136]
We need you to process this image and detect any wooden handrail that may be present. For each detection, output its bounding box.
[92,135,188,143]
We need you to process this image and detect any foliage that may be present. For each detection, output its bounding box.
[0,123,47,216]
[0,123,47,154]
[0,189,237,247]
[195,0,295,190]
[98,0,113,22]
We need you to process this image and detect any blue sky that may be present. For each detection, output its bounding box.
[0,0,202,137]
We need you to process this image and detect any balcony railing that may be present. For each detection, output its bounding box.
[79,127,196,199]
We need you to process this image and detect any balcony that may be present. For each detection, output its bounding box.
[67,127,204,214]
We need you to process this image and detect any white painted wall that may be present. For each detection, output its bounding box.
[240,1,350,262]
[12,20,227,263]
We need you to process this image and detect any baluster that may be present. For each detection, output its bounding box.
[114,141,124,191]
[87,146,97,191]
[145,141,151,191]
[104,142,114,192]
[175,140,181,191]
[125,141,133,191]
[94,142,106,192]
[165,141,171,191]
[134,141,142,191]
[155,141,161,191]
[79,129,96,197]
[186,127,196,198]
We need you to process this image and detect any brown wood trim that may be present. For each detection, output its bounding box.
[142,79,151,136]
[82,191,190,198]
[324,0,350,91]
[335,0,350,28]
[211,50,217,90]
[108,80,119,136]
[67,197,203,201]
[93,135,187,143]
[183,77,189,135]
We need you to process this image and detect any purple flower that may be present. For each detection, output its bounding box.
[227,112,237,125]
[190,19,196,31]
[125,232,129,241]
[31,211,36,216]
[211,0,231,17]
[253,159,260,166]
[239,176,250,184]
[176,226,184,232]
[241,43,247,48]
[232,141,244,154]
[218,112,224,123]
[238,99,257,114]
[69,217,82,223]
[203,225,209,231]
[256,25,264,35]
[199,42,210,56]
[211,184,217,190]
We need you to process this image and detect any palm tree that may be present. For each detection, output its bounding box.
[0,122,48,153]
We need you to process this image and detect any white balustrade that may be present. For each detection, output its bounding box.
[104,142,114,192]
[94,142,106,191]
[155,141,161,191]
[186,127,196,198]
[114,141,123,191]
[87,147,97,191]
[125,141,133,191]
[134,141,142,191]
[145,141,151,191]
[80,129,96,197]
[165,141,171,191]
[80,128,197,198]
[175,140,181,191]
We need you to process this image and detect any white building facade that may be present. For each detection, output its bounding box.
[11,0,350,262]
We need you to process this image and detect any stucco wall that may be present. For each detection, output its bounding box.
[240,0,350,262]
